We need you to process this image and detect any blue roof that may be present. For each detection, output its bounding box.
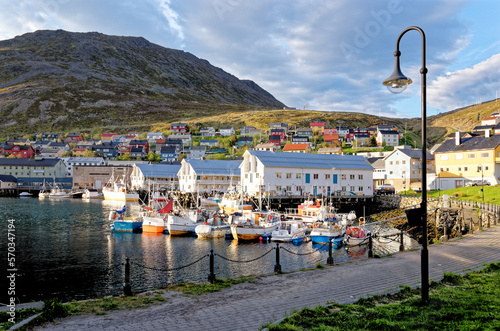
[245,150,373,170]
[0,158,62,166]
[135,164,181,178]
[184,159,241,175]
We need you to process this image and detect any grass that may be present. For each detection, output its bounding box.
[166,276,255,296]
[428,185,500,205]
[265,262,500,330]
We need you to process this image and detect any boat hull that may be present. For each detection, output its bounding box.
[195,224,230,239]
[113,220,142,232]
[103,191,139,202]
[142,217,165,233]
[231,224,277,241]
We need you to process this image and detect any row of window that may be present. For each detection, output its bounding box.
[440,152,491,160]
[274,173,364,180]
[439,165,489,172]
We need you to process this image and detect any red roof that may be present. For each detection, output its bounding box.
[310,123,325,127]
[283,143,309,151]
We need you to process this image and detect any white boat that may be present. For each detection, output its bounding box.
[271,220,307,242]
[141,198,173,233]
[310,216,347,246]
[82,189,103,199]
[285,199,332,224]
[49,187,70,199]
[230,211,280,241]
[195,213,231,239]
[38,190,50,199]
[344,226,372,246]
[102,175,139,202]
[167,209,205,236]
[19,192,33,198]
[218,194,253,214]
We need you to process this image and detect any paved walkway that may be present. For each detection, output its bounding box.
[39,225,500,330]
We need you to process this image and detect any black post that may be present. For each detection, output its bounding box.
[274,243,282,273]
[123,257,132,296]
[327,239,334,265]
[442,224,448,242]
[208,249,216,283]
[469,218,474,234]
[479,214,483,231]
[368,234,373,258]
[487,214,491,228]
[399,229,404,252]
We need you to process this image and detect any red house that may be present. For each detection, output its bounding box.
[101,133,118,142]
[324,134,339,145]
[270,128,285,140]
[268,135,281,147]
[170,123,187,133]
[129,139,149,154]
[66,133,83,141]
[1,145,35,158]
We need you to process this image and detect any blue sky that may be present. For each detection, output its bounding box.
[0,0,499,118]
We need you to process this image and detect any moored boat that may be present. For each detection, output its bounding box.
[195,213,231,239]
[230,211,279,241]
[109,206,142,232]
[102,175,139,202]
[344,226,372,246]
[49,187,70,199]
[310,216,346,246]
[82,189,103,199]
[167,208,205,236]
[271,220,307,242]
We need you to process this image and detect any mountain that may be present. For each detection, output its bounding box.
[0,30,285,137]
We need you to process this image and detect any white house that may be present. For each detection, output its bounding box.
[220,127,235,136]
[130,163,181,190]
[377,130,399,146]
[240,150,374,197]
[188,145,207,159]
[200,127,216,136]
[178,159,241,193]
[168,134,192,147]
[62,157,106,177]
[146,132,165,144]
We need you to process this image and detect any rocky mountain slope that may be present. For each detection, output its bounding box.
[0,30,285,137]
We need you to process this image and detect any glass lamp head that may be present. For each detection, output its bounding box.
[383,56,412,93]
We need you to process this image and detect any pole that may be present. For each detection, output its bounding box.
[368,233,373,258]
[399,229,404,252]
[123,257,132,296]
[274,243,282,273]
[208,249,216,283]
[327,239,334,265]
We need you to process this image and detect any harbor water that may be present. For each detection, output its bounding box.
[0,198,418,304]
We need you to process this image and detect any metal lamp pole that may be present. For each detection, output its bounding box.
[383,26,429,303]
[478,165,484,205]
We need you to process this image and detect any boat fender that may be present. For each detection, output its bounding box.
[313,223,317,228]
[267,214,273,222]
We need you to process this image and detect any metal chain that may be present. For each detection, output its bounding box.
[215,248,274,263]
[280,242,329,256]
[130,254,208,272]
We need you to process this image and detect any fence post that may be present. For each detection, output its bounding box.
[469,218,474,234]
[487,214,491,228]
[208,249,216,283]
[123,257,132,296]
[368,234,373,258]
[327,239,334,265]
[274,243,282,273]
[399,229,404,252]
[479,213,483,231]
[442,224,448,242]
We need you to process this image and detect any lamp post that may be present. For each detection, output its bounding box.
[477,165,484,205]
[383,26,428,303]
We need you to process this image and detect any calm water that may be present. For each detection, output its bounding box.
[0,198,418,304]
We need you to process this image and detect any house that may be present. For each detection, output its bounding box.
[317,147,343,155]
[0,157,70,189]
[160,146,177,162]
[167,134,191,147]
[240,150,374,197]
[130,163,181,190]
[118,145,131,156]
[72,164,134,190]
[0,174,17,189]
[1,145,35,158]
[110,135,130,144]
[164,139,184,153]
[66,133,83,141]
[310,123,325,135]
[200,139,219,148]
[178,159,241,193]
[377,130,400,146]
[64,136,80,144]
[101,133,118,142]
[269,122,288,132]
[268,135,281,147]
[353,133,370,147]
[77,140,99,150]
[220,127,236,136]
[40,133,59,141]
[472,125,495,133]
[32,140,52,150]
[188,145,207,159]
[282,143,311,153]
[255,143,278,152]
[270,128,285,140]
[94,142,119,158]
[170,123,188,133]
[71,147,90,157]
[48,142,70,153]
[238,137,253,148]
[432,131,500,189]
[336,126,349,140]
[62,157,106,177]
[481,116,500,126]
[129,146,146,159]
[384,146,435,192]
[39,148,64,158]
[146,132,165,144]
[129,140,149,154]
[295,128,313,139]
[291,135,309,144]
[200,127,216,137]
[323,134,339,145]
[241,126,262,136]
[7,138,31,145]
[324,128,337,135]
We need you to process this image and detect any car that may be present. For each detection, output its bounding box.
[333,190,357,196]
[375,184,395,195]
[465,180,490,187]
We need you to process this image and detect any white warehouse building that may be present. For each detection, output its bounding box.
[240,150,374,197]
[178,159,241,194]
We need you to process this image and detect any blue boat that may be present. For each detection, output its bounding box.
[109,206,143,233]
[310,217,346,245]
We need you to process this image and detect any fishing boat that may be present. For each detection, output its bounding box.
[344,226,372,246]
[141,199,173,233]
[38,190,50,199]
[310,216,346,247]
[271,220,307,242]
[19,192,33,198]
[109,206,142,232]
[49,186,70,199]
[82,189,103,199]
[195,212,231,239]
[285,199,332,224]
[102,175,139,202]
[230,211,280,241]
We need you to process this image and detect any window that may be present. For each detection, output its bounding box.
[276,173,282,178]
[481,152,490,158]
[402,160,406,164]
[389,161,393,165]
[341,174,347,180]
[440,155,448,160]
[325,174,330,180]
[455,154,463,160]
[396,161,399,165]
[286,186,292,191]
[286,173,292,179]
[313,174,318,179]
[276,185,282,191]
[358,186,363,191]
[468,153,476,159]
[458,167,461,171]
[464,167,468,171]
[342,186,346,191]
[358,174,363,180]
[350,174,355,180]
[296,173,301,179]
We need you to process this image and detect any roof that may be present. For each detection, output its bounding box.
[184,159,241,175]
[0,158,62,166]
[0,174,17,182]
[269,135,281,140]
[310,123,325,126]
[317,147,342,153]
[238,137,253,142]
[135,164,181,178]
[472,125,494,130]
[160,146,177,153]
[379,130,399,135]
[67,157,104,163]
[171,123,187,126]
[386,148,434,160]
[434,135,500,153]
[283,143,309,151]
[245,150,374,170]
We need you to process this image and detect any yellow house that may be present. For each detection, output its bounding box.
[310,123,325,136]
[433,132,500,189]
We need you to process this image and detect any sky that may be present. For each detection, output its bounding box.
[0,0,499,118]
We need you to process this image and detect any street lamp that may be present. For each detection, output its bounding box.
[383,26,429,303]
[477,165,484,205]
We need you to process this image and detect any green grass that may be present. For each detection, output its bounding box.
[265,262,500,330]
[428,185,500,205]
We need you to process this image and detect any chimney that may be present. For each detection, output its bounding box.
[455,132,461,146]
[485,129,491,138]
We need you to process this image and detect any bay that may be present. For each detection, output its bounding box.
[0,198,418,304]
